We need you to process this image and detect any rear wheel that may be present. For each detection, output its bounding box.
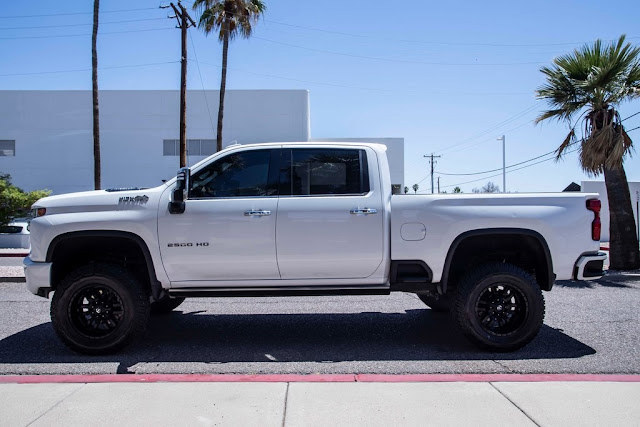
[418,294,450,312]
[50,263,150,355]
[150,296,185,315]
[453,263,544,351]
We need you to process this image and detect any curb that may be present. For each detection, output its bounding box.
[0,374,639,384]
[0,253,28,258]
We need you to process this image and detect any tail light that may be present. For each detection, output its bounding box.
[586,199,601,241]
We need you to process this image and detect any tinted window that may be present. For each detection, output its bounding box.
[285,149,369,195]
[189,150,272,198]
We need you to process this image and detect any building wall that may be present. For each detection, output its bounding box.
[582,180,640,242]
[310,137,404,188]
[0,90,310,194]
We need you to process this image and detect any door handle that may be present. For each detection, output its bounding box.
[350,208,377,215]
[244,209,271,217]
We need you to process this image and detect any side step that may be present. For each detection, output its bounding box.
[169,286,391,298]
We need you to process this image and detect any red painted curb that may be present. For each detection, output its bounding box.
[0,254,28,258]
[0,373,638,384]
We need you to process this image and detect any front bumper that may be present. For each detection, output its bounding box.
[23,256,52,297]
[573,252,607,280]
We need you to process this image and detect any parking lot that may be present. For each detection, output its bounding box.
[0,257,638,376]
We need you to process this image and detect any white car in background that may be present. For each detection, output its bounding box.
[0,218,30,249]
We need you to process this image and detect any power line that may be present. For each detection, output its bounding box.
[262,20,639,48]
[0,17,166,30]
[0,61,178,77]
[627,126,640,133]
[442,119,535,155]
[193,59,528,95]
[0,7,160,19]
[251,36,546,66]
[436,146,568,176]
[189,31,216,136]
[622,112,640,122]
[0,27,175,40]
[438,148,580,190]
[431,105,538,155]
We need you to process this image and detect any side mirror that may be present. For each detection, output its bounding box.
[168,167,190,214]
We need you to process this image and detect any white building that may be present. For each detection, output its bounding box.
[0,90,404,194]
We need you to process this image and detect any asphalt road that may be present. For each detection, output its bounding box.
[0,258,638,376]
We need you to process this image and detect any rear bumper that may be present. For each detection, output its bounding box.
[573,252,607,280]
[23,256,52,297]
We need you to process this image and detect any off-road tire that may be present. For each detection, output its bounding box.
[50,263,150,355]
[418,294,450,312]
[453,263,545,352]
[150,296,185,315]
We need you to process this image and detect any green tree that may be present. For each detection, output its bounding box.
[0,174,50,226]
[453,186,462,193]
[536,35,640,270]
[403,186,409,194]
[92,0,101,189]
[193,0,266,152]
[412,183,419,194]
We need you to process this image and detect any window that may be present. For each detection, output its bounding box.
[0,140,15,157]
[189,150,273,198]
[163,139,215,157]
[283,149,369,196]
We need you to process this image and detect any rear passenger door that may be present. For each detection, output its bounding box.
[276,147,384,279]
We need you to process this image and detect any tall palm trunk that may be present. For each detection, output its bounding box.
[216,21,230,152]
[604,166,640,270]
[91,0,101,190]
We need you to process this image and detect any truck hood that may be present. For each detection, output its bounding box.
[32,186,166,215]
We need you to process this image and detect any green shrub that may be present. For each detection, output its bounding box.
[0,174,51,226]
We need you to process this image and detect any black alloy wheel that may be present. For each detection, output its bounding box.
[475,284,526,336]
[69,285,125,337]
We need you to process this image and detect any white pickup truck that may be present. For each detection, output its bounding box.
[24,142,606,354]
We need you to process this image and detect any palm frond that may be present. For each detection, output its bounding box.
[193,0,265,40]
[555,129,575,159]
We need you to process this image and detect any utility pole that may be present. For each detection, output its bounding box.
[424,153,442,194]
[497,135,506,193]
[163,2,196,168]
[437,176,440,194]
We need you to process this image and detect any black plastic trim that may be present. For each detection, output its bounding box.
[572,251,604,280]
[390,260,433,283]
[169,286,390,298]
[46,230,162,299]
[440,228,554,293]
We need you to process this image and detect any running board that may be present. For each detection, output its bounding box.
[168,285,390,298]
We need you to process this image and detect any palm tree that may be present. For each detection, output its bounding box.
[536,35,640,270]
[193,0,266,152]
[412,183,419,194]
[91,0,101,190]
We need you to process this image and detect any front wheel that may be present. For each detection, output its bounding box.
[453,263,545,352]
[50,263,150,355]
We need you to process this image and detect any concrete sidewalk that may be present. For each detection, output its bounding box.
[1,378,638,426]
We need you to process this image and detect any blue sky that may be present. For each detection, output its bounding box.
[1,0,639,193]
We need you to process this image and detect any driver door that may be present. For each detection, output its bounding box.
[158,148,281,284]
